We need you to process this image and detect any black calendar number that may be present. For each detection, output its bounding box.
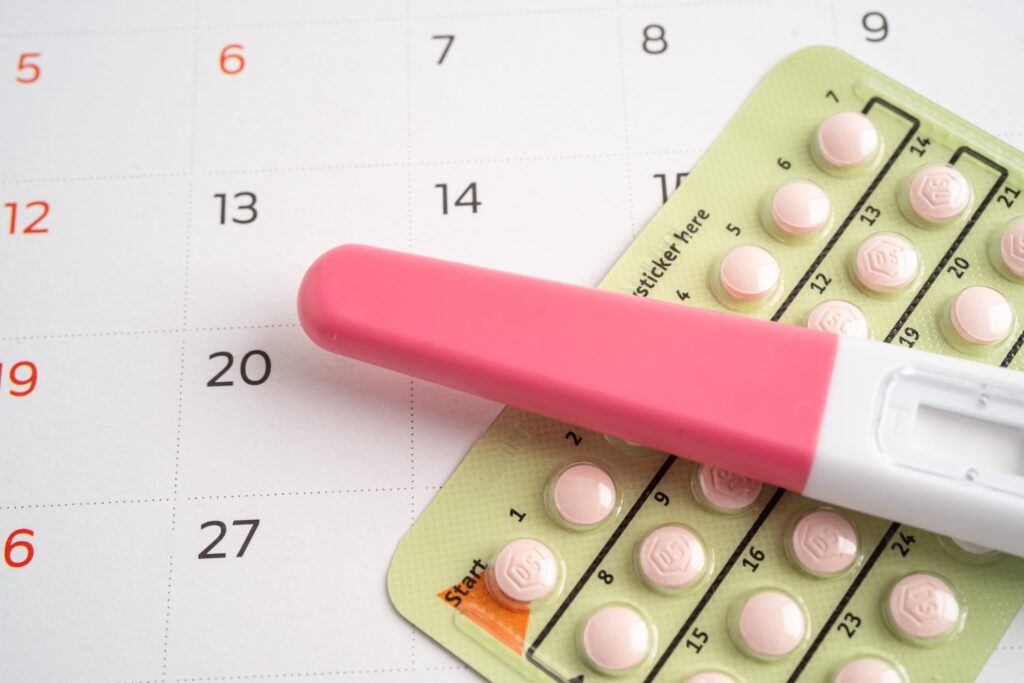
[809,272,833,294]
[946,256,970,279]
[207,350,272,387]
[825,89,839,103]
[859,204,881,226]
[777,157,792,170]
[642,24,667,54]
[862,12,888,42]
[214,192,257,224]
[998,185,1020,208]
[653,491,670,506]
[726,222,741,236]
[435,183,480,214]
[836,611,862,638]
[897,327,919,348]
[597,569,614,584]
[654,172,688,203]
[509,508,526,522]
[685,627,709,654]
[198,519,260,559]
[565,431,583,446]
[432,35,455,64]
[742,546,765,571]
[891,530,916,557]
[909,136,931,157]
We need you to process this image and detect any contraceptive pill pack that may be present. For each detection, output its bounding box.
[387,47,1024,682]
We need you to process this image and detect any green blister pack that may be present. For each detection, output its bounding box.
[388,46,1024,682]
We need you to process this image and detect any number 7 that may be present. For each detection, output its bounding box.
[432,35,455,64]
[233,519,260,557]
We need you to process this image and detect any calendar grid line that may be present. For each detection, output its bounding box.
[0,149,710,186]
[614,0,637,235]
[160,6,202,679]
[119,663,466,683]
[0,323,301,343]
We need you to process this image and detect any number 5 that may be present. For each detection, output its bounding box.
[16,52,40,84]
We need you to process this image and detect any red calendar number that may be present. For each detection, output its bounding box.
[1,361,38,397]
[4,529,34,568]
[219,44,245,75]
[4,201,49,235]
[16,52,40,83]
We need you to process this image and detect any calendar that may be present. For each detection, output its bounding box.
[1,2,1021,682]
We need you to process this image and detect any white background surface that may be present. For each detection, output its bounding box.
[0,1,1021,681]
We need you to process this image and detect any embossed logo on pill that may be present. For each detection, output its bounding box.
[913,169,967,210]
[810,302,860,335]
[648,532,694,575]
[503,548,547,590]
[796,519,844,561]
[861,237,911,281]
[896,575,947,624]
[710,468,758,499]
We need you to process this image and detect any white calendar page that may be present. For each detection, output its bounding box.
[1,1,1022,681]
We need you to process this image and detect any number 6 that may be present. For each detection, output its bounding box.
[220,44,245,75]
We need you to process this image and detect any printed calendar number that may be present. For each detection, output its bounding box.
[432,35,455,64]
[642,24,667,54]
[214,192,257,224]
[685,627,709,654]
[4,201,49,235]
[890,530,916,557]
[16,52,40,83]
[862,12,889,42]
[198,519,260,559]
[653,172,688,204]
[1,361,38,397]
[946,256,970,279]
[4,529,34,568]
[219,44,245,75]
[997,185,1020,208]
[742,546,765,572]
[207,350,271,387]
[837,611,861,638]
[435,183,480,214]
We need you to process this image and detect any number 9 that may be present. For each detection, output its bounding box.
[8,361,37,397]
[862,12,888,42]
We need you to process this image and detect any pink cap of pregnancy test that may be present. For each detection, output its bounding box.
[637,525,708,591]
[770,181,832,235]
[817,112,879,168]
[697,465,763,513]
[550,463,617,528]
[491,538,559,605]
[834,657,905,683]
[579,604,651,673]
[949,286,1014,345]
[733,589,807,659]
[886,573,962,642]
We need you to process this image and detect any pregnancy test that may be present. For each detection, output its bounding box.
[298,244,1024,556]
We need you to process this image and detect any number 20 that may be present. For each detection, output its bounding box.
[207,350,271,387]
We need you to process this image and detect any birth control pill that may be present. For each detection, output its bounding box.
[716,245,781,304]
[995,220,1024,280]
[787,509,859,578]
[952,537,995,555]
[729,589,807,660]
[579,604,652,673]
[768,181,832,236]
[695,465,763,514]
[833,657,905,683]
[549,463,617,529]
[491,538,558,605]
[816,111,880,169]
[885,572,963,645]
[682,672,738,683]
[636,524,708,592]
[948,286,1013,346]
[853,233,919,294]
[904,164,971,226]
[806,300,869,338]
